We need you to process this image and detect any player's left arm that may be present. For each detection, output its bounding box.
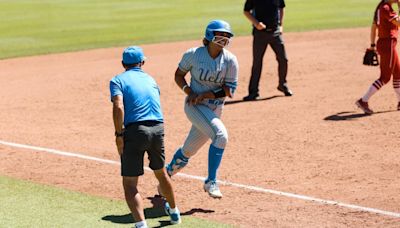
[390,16,400,26]
[194,85,232,103]
[369,22,378,50]
[279,0,285,33]
[382,5,400,26]
[223,56,239,98]
[279,8,284,33]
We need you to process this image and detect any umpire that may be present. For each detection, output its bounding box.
[243,0,292,101]
[110,46,181,228]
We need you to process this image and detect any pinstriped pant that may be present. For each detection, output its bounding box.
[181,100,228,158]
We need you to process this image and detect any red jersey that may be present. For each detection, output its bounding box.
[374,2,398,39]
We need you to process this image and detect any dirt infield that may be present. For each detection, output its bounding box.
[1,27,400,227]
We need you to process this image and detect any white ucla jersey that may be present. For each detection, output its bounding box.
[178,46,238,100]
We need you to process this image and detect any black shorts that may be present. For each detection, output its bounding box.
[121,121,165,177]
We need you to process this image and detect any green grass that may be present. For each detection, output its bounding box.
[0,0,378,59]
[0,175,233,228]
[286,0,377,31]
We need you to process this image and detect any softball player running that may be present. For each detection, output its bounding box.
[166,20,239,198]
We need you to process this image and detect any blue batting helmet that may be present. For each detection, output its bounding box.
[204,20,234,41]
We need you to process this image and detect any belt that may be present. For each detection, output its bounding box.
[125,120,163,128]
[264,26,278,32]
[207,99,224,105]
[256,24,278,32]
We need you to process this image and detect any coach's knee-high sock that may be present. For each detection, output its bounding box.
[206,144,224,183]
[362,79,383,102]
[394,80,400,101]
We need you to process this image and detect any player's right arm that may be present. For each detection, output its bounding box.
[175,68,224,105]
[176,48,203,105]
[243,10,266,30]
[369,22,378,50]
[175,68,191,95]
[175,68,199,105]
[243,0,266,30]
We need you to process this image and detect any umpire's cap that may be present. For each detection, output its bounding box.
[122,46,146,64]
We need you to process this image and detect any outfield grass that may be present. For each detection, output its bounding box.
[0,0,378,59]
[0,175,233,227]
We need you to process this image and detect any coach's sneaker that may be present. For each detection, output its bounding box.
[277,83,293,96]
[203,180,223,198]
[164,202,182,225]
[355,98,373,114]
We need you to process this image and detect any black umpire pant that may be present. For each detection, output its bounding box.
[248,28,288,96]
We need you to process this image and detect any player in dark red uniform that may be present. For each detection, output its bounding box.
[356,0,400,114]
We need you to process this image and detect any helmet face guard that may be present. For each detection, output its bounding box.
[205,20,234,47]
[211,35,231,48]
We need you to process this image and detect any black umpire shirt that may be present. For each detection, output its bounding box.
[244,0,286,28]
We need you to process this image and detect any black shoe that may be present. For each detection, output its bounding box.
[243,94,259,101]
[277,84,293,96]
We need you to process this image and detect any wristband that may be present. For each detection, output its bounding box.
[371,43,376,48]
[212,88,226,98]
[182,84,189,91]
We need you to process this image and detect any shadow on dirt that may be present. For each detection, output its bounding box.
[181,208,215,215]
[324,110,396,121]
[102,194,214,227]
[225,95,283,105]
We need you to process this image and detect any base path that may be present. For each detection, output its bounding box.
[0,27,399,227]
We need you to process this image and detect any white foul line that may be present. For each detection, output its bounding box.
[1,140,399,219]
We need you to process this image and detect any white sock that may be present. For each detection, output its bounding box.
[135,220,148,228]
[394,80,400,101]
[362,80,382,102]
[169,207,179,214]
[395,88,400,101]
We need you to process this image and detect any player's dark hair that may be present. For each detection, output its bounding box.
[203,38,209,46]
[122,61,142,69]
[373,1,385,24]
